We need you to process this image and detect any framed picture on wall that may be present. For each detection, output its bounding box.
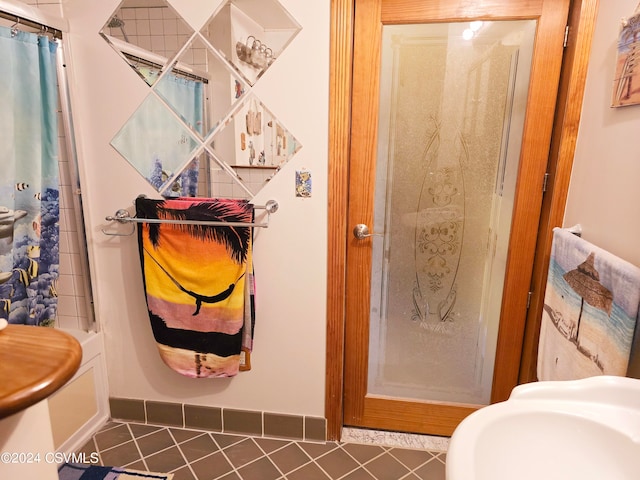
[612,9,640,107]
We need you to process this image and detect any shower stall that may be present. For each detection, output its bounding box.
[0,0,108,455]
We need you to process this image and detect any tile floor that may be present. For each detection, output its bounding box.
[78,421,447,480]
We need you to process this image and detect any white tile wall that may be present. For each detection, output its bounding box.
[56,93,92,331]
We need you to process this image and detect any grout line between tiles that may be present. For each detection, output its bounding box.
[126,423,150,471]
[311,454,340,480]
[294,442,347,480]
[140,441,176,460]
[120,460,141,470]
[259,437,313,479]
[336,442,389,480]
[398,472,418,480]
[283,455,322,479]
[167,428,200,479]
[175,430,208,446]
[387,447,438,475]
[211,434,246,480]
[93,436,132,454]
[97,421,125,434]
[89,436,105,468]
[180,447,220,476]
[127,423,163,440]
[302,414,306,441]
[253,436,290,458]
[220,406,225,434]
[247,438,286,480]
[346,448,393,480]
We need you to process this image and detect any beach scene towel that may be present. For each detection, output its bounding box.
[538,228,640,380]
[136,197,254,378]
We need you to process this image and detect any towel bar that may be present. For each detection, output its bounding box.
[102,199,278,236]
[566,223,582,237]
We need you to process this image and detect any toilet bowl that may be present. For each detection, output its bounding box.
[446,376,640,480]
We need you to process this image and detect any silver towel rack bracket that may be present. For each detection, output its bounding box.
[263,199,278,214]
[106,209,133,223]
[102,199,278,237]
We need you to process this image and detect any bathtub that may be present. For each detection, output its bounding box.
[46,329,109,454]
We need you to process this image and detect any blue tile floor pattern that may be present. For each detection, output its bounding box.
[77,421,447,480]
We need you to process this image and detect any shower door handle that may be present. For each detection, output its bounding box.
[353,224,383,240]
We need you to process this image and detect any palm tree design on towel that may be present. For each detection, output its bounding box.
[136,198,254,378]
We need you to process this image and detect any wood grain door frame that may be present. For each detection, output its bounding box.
[326,0,599,441]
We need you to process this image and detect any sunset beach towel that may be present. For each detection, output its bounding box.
[136,197,254,378]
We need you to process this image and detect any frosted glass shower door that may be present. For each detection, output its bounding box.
[367,21,535,406]
[343,0,571,437]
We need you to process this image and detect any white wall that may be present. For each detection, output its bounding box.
[564,0,640,268]
[61,0,329,416]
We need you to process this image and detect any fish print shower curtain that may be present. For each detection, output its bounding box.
[0,27,60,325]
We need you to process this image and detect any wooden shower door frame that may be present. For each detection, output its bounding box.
[325,0,600,441]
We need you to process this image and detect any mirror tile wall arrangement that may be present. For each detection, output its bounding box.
[101,0,302,199]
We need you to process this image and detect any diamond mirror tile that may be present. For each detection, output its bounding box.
[110,95,201,196]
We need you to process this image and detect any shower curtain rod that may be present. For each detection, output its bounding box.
[0,10,62,39]
[123,51,209,84]
[105,34,209,84]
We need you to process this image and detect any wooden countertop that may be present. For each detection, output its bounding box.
[0,325,82,419]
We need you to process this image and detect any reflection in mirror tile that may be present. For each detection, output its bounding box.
[211,95,301,168]
[153,69,205,139]
[203,0,302,86]
[157,35,248,141]
[101,0,195,87]
[203,149,256,200]
[204,95,302,197]
[110,94,201,196]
